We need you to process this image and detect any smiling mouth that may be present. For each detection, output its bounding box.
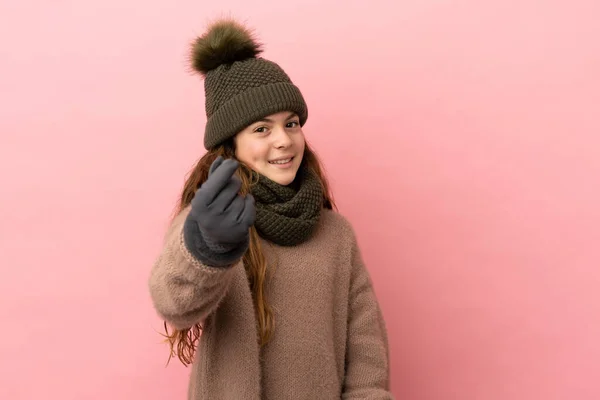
[269,157,293,165]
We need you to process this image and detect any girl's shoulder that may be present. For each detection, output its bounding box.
[317,208,359,244]
[320,207,351,226]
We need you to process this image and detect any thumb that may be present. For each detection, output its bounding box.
[243,194,256,226]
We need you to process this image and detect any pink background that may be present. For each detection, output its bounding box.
[1,0,599,399]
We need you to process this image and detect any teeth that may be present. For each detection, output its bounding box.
[269,158,292,164]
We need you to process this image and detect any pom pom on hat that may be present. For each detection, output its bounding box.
[190,19,263,75]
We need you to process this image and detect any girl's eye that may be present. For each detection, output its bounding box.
[254,126,268,133]
[287,120,300,128]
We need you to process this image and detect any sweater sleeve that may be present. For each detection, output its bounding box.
[342,233,395,399]
[148,206,241,330]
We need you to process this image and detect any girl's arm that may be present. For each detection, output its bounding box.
[148,206,240,330]
[342,232,395,399]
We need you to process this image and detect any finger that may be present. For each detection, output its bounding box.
[239,194,256,225]
[210,175,242,211]
[202,159,240,204]
[226,195,245,219]
[208,156,224,176]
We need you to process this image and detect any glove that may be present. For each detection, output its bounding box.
[183,156,256,267]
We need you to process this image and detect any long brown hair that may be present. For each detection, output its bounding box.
[162,138,336,366]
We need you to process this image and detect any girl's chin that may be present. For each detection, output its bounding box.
[263,166,298,185]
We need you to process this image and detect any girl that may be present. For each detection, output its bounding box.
[148,18,393,399]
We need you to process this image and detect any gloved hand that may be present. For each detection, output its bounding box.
[183,156,256,267]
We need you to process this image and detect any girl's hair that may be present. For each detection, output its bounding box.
[163,138,336,366]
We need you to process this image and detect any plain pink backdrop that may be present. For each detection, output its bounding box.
[1,0,599,399]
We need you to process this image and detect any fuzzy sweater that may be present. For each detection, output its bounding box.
[148,205,394,399]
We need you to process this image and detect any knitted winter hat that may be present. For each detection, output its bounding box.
[190,19,308,150]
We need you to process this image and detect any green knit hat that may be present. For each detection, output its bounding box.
[190,19,308,150]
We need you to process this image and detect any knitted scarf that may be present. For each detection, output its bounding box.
[250,166,323,246]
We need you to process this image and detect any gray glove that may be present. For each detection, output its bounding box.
[183,157,256,267]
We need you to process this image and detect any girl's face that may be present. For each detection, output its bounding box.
[234,111,305,185]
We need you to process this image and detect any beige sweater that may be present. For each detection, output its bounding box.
[149,205,394,399]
